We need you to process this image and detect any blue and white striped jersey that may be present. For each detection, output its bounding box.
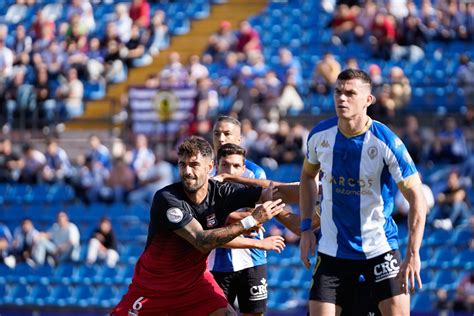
[208,159,267,272]
[306,117,420,260]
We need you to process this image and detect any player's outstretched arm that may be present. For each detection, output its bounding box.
[175,199,285,253]
[275,205,321,236]
[398,177,427,294]
[214,173,300,204]
[299,159,320,269]
[222,235,286,253]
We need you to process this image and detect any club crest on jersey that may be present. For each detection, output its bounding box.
[206,213,217,227]
[166,207,183,223]
[373,252,399,283]
[367,146,378,159]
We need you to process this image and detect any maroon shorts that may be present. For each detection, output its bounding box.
[111,271,228,316]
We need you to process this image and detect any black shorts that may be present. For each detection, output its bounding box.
[211,265,267,314]
[309,250,403,312]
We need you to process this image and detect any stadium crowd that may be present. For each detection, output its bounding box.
[0,0,473,314]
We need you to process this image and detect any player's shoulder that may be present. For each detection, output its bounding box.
[152,182,184,207]
[244,159,267,180]
[369,120,402,147]
[308,117,338,139]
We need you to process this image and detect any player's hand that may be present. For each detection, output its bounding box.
[212,173,230,182]
[259,181,275,203]
[299,230,316,269]
[398,250,422,294]
[252,199,285,224]
[257,236,286,253]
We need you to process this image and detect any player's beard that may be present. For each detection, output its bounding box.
[182,175,205,193]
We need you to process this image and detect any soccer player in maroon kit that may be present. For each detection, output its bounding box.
[112,136,285,316]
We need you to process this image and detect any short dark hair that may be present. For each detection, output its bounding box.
[214,115,241,130]
[217,143,246,162]
[337,69,372,89]
[178,136,213,159]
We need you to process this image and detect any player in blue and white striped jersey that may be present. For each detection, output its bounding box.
[299,69,428,315]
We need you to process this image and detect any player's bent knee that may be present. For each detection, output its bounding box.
[378,294,410,316]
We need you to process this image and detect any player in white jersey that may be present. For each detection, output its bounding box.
[299,69,428,315]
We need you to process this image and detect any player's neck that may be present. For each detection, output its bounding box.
[185,181,209,205]
[338,115,371,137]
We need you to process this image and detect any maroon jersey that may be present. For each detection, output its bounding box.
[130,179,262,295]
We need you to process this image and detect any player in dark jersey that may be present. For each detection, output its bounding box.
[112,136,285,316]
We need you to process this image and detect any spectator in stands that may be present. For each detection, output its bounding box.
[434,288,451,315]
[431,169,472,230]
[127,133,154,180]
[33,211,80,266]
[430,116,468,164]
[240,118,258,152]
[87,134,111,170]
[187,54,209,85]
[11,218,38,265]
[30,9,56,52]
[0,138,22,182]
[11,25,32,61]
[236,20,262,57]
[34,66,57,129]
[159,51,189,86]
[370,12,396,60]
[19,143,46,184]
[355,1,378,43]
[387,66,411,110]
[123,23,152,68]
[392,14,427,62]
[113,3,133,44]
[104,39,126,83]
[67,0,94,31]
[193,77,216,122]
[330,4,358,45]
[86,37,105,82]
[0,35,14,94]
[105,157,134,203]
[86,217,119,268]
[40,41,66,79]
[271,120,305,165]
[400,115,424,165]
[128,150,173,204]
[0,222,15,268]
[311,52,341,95]
[129,0,150,29]
[13,52,35,86]
[456,54,474,107]
[64,41,88,80]
[77,155,110,203]
[65,13,88,45]
[274,48,302,87]
[394,178,434,224]
[278,74,304,116]
[148,9,169,56]
[453,272,474,312]
[4,70,37,133]
[56,67,84,119]
[43,138,71,183]
[204,20,237,62]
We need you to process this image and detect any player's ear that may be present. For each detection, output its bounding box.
[208,158,214,173]
[367,94,376,107]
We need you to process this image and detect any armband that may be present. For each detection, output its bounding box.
[300,218,312,232]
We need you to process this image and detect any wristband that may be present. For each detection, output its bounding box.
[241,215,257,230]
[300,218,312,232]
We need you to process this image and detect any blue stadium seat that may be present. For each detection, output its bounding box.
[27,283,51,306]
[451,250,474,270]
[27,265,54,284]
[425,229,451,248]
[74,284,95,307]
[449,228,472,248]
[429,246,457,269]
[47,284,73,306]
[411,291,434,312]
[72,265,97,285]
[52,262,75,284]
[3,283,29,305]
[431,270,459,290]
[277,267,297,288]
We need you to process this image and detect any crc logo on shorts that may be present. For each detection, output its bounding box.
[373,253,399,283]
[249,278,268,301]
[206,213,217,228]
[166,207,183,223]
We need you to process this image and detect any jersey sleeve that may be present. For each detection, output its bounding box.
[306,130,320,165]
[218,182,262,215]
[151,190,193,231]
[384,134,421,190]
